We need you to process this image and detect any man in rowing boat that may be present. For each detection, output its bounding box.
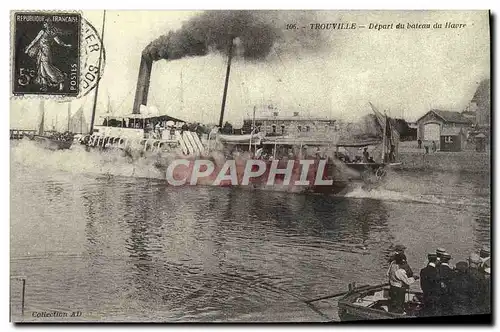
[388,245,414,277]
[387,253,416,314]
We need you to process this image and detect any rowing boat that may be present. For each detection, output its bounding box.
[337,283,423,321]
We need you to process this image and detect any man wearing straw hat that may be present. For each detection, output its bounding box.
[479,246,490,271]
[436,247,446,266]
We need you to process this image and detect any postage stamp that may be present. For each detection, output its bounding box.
[12,12,81,96]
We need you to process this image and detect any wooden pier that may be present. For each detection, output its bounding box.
[10,129,36,139]
[10,129,60,139]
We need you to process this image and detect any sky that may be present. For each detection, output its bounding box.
[10,10,490,131]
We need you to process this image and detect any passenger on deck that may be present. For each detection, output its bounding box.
[387,253,416,314]
[432,141,437,152]
[419,253,439,316]
[437,252,454,316]
[255,146,264,159]
[389,145,396,163]
[363,147,369,163]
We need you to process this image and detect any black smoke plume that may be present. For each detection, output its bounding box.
[143,10,324,62]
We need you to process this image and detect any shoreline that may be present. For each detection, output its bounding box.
[398,150,490,174]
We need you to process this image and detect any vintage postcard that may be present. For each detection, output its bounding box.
[10,10,491,323]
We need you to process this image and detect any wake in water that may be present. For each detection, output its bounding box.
[344,185,447,205]
[11,139,168,180]
[343,169,490,208]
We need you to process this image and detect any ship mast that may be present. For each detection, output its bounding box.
[38,99,45,136]
[180,69,184,113]
[218,38,235,128]
[89,10,106,134]
[382,111,387,162]
[67,102,71,132]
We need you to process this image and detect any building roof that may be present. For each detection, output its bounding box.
[471,79,490,104]
[417,109,472,124]
[245,116,333,122]
[103,113,185,122]
[440,127,463,136]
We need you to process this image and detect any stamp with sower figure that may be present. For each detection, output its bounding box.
[13,12,81,96]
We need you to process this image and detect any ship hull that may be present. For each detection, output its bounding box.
[33,136,73,151]
[80,143,380,196]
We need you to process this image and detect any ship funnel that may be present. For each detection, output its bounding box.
[133,55,153,114]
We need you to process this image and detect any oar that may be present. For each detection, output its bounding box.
[305,283,387,304]
[304,290,353,304]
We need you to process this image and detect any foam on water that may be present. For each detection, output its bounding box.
[344,185,447,205]
[11,139,168,180]
[343,180,490,208]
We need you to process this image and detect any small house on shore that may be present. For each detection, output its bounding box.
[416,109,473,148]
[440,127,466,152]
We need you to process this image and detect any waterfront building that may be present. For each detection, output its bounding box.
[241,104,337,138]
[416,110,473,146]
[440,127,467,152]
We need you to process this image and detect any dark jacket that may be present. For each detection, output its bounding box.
[420,264,439,298]
[451,271,473,315]
[437,264,454,295]
[437,264,454,315]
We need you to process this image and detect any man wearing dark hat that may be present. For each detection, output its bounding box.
[387,253,416,313]
[388,245,413,278]
[437,252,454,316]
[419,253,439,316]
[479,246,490,260]
[451,261,472,316]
